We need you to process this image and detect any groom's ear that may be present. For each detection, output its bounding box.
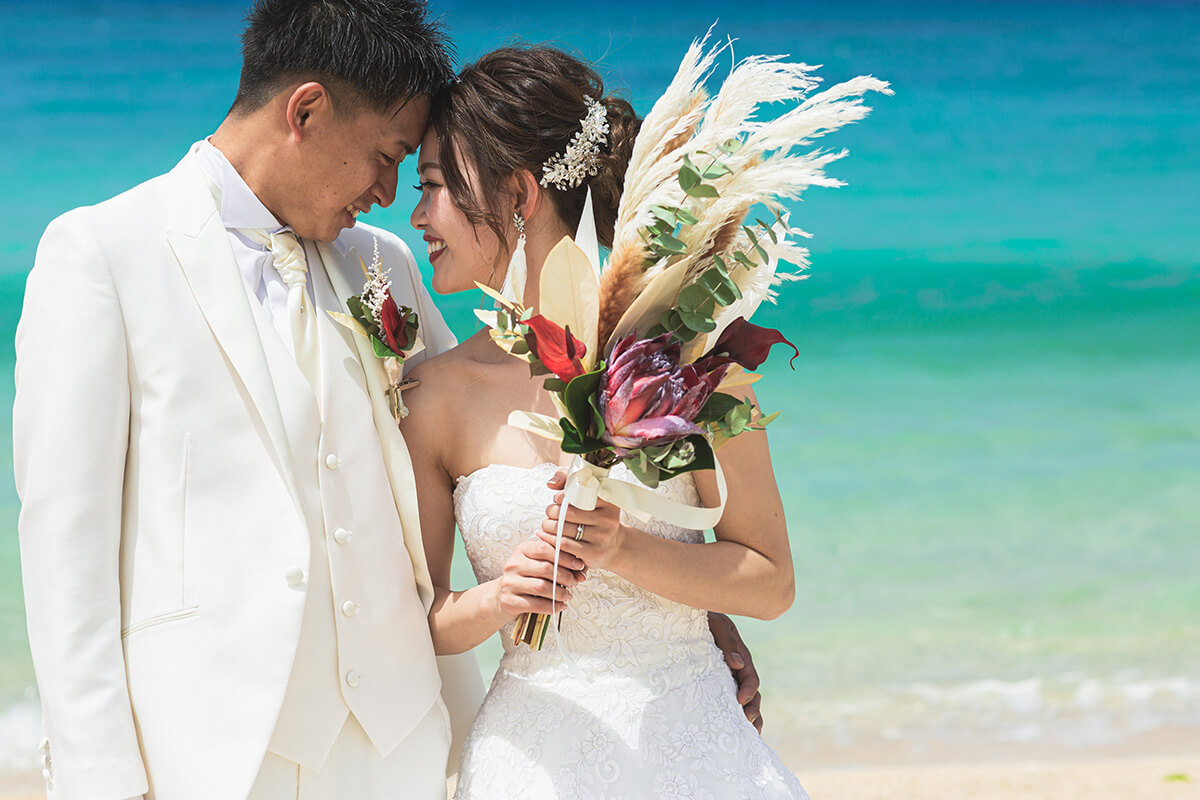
[284,81,332,140]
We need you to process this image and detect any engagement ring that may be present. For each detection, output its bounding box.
[574,523,586,542]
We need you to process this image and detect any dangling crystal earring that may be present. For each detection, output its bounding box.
[499,211,528,305]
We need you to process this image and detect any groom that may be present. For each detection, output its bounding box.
[13,1,764,799]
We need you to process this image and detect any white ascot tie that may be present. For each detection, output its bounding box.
[239,228,321,396]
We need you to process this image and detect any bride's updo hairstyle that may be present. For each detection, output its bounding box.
[429,45,641,255]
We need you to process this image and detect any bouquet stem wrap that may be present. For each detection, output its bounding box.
[513,453,728,652]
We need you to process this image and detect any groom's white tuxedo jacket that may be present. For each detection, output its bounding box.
[14,150,484,799]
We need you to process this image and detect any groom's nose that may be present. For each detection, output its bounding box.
[371,163,399,209]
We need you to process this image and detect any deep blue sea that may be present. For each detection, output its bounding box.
[1,0,1198,771]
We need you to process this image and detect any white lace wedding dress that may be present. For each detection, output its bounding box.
[451,462,808,799]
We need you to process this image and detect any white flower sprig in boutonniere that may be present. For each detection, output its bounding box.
[329,237,421,420]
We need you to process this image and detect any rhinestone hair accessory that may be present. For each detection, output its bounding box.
[540,95,610,191]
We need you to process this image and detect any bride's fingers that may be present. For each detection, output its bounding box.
[515,554,584,587]
[544,502,613,529]
[516,538,587,572]
[545,468,568,490]
[534,530,587,560]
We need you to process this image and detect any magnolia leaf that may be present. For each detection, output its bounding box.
[562,368,605,439]
[474,308,500,329]
[507,410,566,443]
[474,281,509,307]
[327,311,369,338]
[559,418,608,455]
[539,236,599,370]
[717,366,763,390]
[608,258,691,349]
[695,392,743,423]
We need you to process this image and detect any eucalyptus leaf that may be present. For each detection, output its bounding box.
[684,182,719,199]
[702,161,733,180]
[678,163,701,192]
[653,233,687,255]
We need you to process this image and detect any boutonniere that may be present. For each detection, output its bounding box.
[329,237,421,420]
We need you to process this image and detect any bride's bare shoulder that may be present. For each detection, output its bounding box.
[402,331,501,418]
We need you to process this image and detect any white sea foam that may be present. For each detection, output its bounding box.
[0,700,41,769]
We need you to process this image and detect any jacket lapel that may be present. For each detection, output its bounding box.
[318,241,436,610]
[164,156,299,496]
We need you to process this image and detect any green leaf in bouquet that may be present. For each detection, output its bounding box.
[370,335,402,361]
[718,137,743,156]
[625,452,661,489]
[755,410,781,428]
[587,392,607,437]
[695,392,744,423]
[562,368,605,437]
[728,399,754,435]
[510,339,530,356]
[697,264,742,306]
[678,160,701,192]
[654,434,715,481]
[542,377,567,394]
[683,182,719,199]
[756,218,779,244]
[559,418,608,456]
[743,225,770,263]
[732,250,755,268]
[650,204,680,227]
[346,295,374,331]
[674,206,699,226]
[651,233,687,256]
[701,160,732,180]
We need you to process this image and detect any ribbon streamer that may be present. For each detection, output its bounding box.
[544,454,728,672]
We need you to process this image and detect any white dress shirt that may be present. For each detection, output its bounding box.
[191,139,351,355]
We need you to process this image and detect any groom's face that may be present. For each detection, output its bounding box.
[288,93,431,242]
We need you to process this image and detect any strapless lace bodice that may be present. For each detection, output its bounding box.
[450,463,808,800]
[454,462,714,675]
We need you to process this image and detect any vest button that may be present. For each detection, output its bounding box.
[341,600,359,617]
[283,566,304,586]
[345,671,361,688]
[333,527,352,544]
[325,453,341,470]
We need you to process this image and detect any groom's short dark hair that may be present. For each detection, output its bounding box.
[231,0,454,115]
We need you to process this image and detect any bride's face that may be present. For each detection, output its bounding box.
[409,127,506,295]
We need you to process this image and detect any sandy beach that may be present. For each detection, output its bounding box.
[4,755,1198,799]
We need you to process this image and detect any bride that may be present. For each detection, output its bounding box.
[400,43,845,799]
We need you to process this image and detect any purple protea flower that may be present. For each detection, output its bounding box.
[599,333,730,454]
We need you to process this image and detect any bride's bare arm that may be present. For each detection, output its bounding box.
[401,360,586,655]
[536,385,794,621]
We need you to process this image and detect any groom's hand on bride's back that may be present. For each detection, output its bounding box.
[708,612,764,734]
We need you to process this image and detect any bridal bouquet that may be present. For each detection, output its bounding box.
[480,36,890,649]
[330,238,421,419]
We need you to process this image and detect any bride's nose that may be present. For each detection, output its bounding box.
[410,193,428,230]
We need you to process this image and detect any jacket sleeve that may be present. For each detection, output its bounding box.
[13,211,149,799]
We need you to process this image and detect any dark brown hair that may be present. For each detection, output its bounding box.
[429,45,641,254]
[232,0,453,116]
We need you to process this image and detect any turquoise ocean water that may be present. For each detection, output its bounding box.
[1,0,1198,770]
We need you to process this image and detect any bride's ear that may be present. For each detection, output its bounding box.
[510,169,542,224]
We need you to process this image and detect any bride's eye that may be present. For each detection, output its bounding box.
[413,180,440,191]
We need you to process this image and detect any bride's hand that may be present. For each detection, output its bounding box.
[493,539,587,621]
[537,488,631,572]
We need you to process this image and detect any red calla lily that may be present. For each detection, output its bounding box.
[525,315,588,382]
[379,293,412,355]
[697,316,799,371]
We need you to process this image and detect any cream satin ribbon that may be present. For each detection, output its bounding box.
[543,451,728,672]
[239,228,320,394]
